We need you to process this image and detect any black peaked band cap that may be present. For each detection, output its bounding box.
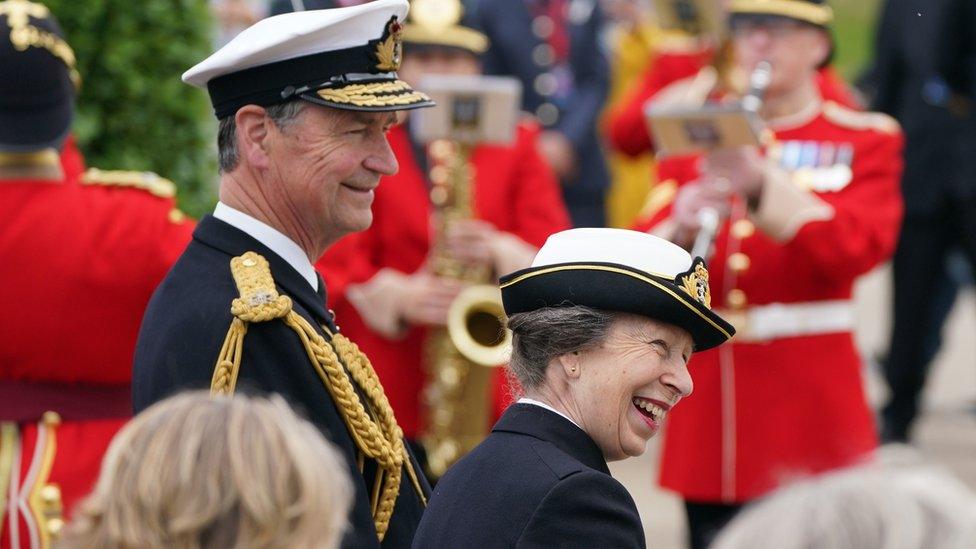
[500,261,735,352]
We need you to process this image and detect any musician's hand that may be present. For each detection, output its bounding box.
[400,274,466,327]
[443,219,497,269]
[702,146,765,200]
[537,131,577,181]
[672,181,732,247]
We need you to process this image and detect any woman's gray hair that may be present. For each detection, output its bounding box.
[506,305,616,391]
[217,100,308,173]
[711,446,976,549]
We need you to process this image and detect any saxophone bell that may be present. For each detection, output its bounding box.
[447,284,511,367]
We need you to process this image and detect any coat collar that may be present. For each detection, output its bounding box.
[193,215,333,327]
[492,403,610,475]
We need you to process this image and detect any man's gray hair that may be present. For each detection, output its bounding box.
[216,100,308,173]
[506,306,616,391]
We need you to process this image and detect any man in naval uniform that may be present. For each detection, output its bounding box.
[132,2,435,547]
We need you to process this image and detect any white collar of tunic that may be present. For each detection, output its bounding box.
[517,397,581,429]
[213,201,319,291]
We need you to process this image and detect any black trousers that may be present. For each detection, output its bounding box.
[882,196,976,442]
[684,500,743,549]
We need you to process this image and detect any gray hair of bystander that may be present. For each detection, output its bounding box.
[711,446,976,549]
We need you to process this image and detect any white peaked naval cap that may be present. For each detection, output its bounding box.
[183,0,434,118]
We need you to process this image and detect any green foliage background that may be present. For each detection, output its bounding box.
[832,0,883,81]
[46,0,219,218]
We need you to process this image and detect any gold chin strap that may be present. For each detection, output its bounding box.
[211,251,426,541]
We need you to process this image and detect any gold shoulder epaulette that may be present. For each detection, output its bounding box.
[823,101,901,135]
[211,252,292,396]
[80,168,177,198]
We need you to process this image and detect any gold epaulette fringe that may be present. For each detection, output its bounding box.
[80,168,177,198]
[210,251,425,541]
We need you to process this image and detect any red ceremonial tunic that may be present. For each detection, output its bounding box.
[633,84,904,503]
[0,154,194,547]
[317,122,571,439]
[607,50,862,158]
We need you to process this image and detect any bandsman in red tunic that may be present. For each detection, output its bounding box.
[0,3,193,546]
[606,4,861,160]
[629,2,904,547]
[316,0,571,474]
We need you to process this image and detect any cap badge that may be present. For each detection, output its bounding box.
[677,258,712,309]
[370,15,403,72]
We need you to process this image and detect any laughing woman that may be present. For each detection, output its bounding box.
[412,228,735,548]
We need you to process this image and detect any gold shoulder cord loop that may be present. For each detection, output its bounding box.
[210,252,426,541]
[0,422,18,530]
[211,252,294,396]
[28,412,64,548]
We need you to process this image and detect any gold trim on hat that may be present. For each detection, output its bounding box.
[729,0,833,26]
[500,264,733,340]
[1,0,82,88]
[402,23,489,54]
[316,80,432,108]
[403,0,488,53]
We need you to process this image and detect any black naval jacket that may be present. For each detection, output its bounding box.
[412,403,645,548]
[133,215,429,548]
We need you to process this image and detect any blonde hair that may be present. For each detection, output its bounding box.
[61,391,352,549]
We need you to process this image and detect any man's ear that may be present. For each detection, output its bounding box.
[235,105,273,170]
[557,351,583,380]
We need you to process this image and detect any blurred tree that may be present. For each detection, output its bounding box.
[47,0,218,217]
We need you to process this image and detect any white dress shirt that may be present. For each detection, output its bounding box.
[213,202,319,291]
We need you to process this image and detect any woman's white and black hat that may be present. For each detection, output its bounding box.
[500,228,735,351]
[183,0,435,118]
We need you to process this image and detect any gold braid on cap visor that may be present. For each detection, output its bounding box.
[316,80,432,107]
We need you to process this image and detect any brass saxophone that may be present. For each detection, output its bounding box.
[421,139,512,478]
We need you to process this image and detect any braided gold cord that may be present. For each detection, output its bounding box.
[211,252,421,541]
[284,314,406,540]
[211,318,247,396]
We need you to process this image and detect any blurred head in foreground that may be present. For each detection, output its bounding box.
[62,391,352,549]
[711,446,976,549]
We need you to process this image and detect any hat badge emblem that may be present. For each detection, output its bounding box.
[677,260,712,309]
[372,15,403,72]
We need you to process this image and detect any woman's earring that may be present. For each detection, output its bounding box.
[570,367,577,372]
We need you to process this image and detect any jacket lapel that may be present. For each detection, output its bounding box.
[492,403,610,475]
